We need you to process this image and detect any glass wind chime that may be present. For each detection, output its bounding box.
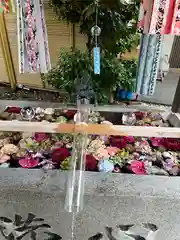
[16,0,51,74]
[136,0,180,96]
[91,0,101,75]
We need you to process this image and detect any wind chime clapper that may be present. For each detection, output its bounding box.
[64,98,90,213]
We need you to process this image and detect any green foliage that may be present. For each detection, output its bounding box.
[43,50,137,103]
[50,0,140,56]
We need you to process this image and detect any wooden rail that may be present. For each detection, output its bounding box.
[0,121,179,138]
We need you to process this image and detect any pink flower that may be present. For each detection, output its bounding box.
[106,147,119,156]
[129,160,146,175]
[124,136,134,143]
[34,133,48,142]
[19,157,39,168]
[93,148,109,160]
[150,137,163,147]
[86,155,97,171]
[51,148,70,163]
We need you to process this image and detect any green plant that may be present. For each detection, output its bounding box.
[50,0,140,57]
[43,50,136,103]
[43,50,92,98]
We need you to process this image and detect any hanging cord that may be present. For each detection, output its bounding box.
[95,0,99,47]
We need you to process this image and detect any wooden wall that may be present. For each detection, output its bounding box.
[0,0,86,88]
[0,46,9,83]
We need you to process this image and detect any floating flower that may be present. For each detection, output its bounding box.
[149,138,163,147]
[86,155,97,171]
[113,164,121,173]
[60,157,71,170]
[63,110,76,119]
[56,116,67,123]
[44,108,54,115]
[93,148,109,160]
[129,160,146,175]
[0,163,10,168]
[1,144,19,155]
[51,148,70,163]
[34,133,49,143]
[7,107,21,114]
[124,136,134,144]
[134,111,144,120]
[106,147,119,156]
[110,137,127,149]
[98,159,114,172]
[0,154,10,163]
[19,157,39,168]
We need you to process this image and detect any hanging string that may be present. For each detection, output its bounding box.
[95,0,98,48]
[92,0,101,75]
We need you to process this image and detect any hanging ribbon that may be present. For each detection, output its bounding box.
[17,0,51,74]
[137,0,180,35]
[137,0,154,34]
[136,34,162,96]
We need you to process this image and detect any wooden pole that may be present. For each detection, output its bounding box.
[0,121,179,138]
[0,12,16,89]
[172,76,180,113]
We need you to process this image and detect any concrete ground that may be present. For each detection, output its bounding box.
[138,72,180,106]
[0,169,180,240]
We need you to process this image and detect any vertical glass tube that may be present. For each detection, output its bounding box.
[64,99,89,213]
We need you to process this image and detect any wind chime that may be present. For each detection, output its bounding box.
[91,0,101,75]
[16,0,51,74]
[136,0,180,96]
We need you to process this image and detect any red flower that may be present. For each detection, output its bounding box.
[134,112,144,120]
[110,137,127,148]
[7,107,21,114]
[164,138,180,151]
[34,133,48,142]
[86,155,97,171]
[64,110,76,119]
[150,137,163,147]
[51,148,70,163]
[124,136,134,143]
[128,160,146,175]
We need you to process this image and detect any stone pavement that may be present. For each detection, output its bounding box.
[0,169,180,239]
[138,72,179,106]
